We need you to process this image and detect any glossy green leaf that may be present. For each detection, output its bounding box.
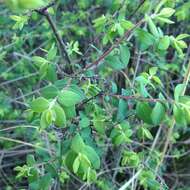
[173,105,186,126]
[65,150,78,171]
[93,114,106,134]
[105,55,123,70]
[158,36,170,50]
[136,102,153,124]
[87,168,97,183]
[53,104,66,127]
[38,174,52,190]
[137,127,153,140]
[30,97,49,113]
[174,84,185,101]
[71,133,85,153]
[58,90,82,107]
[156,16,174,24]
[120,45,130,67]
[158,8,175,18]
[81,145,100,169]
[151,102,165,125]
[121,151,140,167]
[6,0,46,11]
[136,29,155,50]
[63,105,76,119]
[147,16,159,37]
[73,156,80,174]
[40,110,53,129]
[41,85,59,99]
[46,64,57,83]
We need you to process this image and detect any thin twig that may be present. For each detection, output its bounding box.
[110,94,170,104]
[36,3,73,73]
[128,0,147,19]
[76,19,145,75]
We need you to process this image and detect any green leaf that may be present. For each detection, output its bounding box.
[120,20,134,30]
[110,122,132,146]
[87,168,97,183]
[10,15,28,30]
[158,8,175,18]
[38,174,52,190]
[176,34,190,40]
[81,145,100,169]
[41,85,59,99]
[152,76,162,86]
[136,102,153,124]
[120,45,130,67]
[39,62,48,79]
[174,84,185,101]
[105,46,130,70]
[79,154,91,172]
[63,105,76,119]
[93,114,106,134]
[117,96,128,121]
[179,96,190,106]
[19,0,46,10]
[151,102,165,125]
[173,105,187,126]
[121,151,140,167]
[156,16,174,24]
[46,64,57,83]
[158,36,170,50]
[40,110,53,129]
[173,40,184,57]
[105,55,123,70]
[137,127,153,140]
[71,133,85,153]
[177,40,187,49]
[113,133,126,146]
[147,16,159,37]
[58,90,82,107]
[46,163,58,178]
[30,97,49,113]
[32,56,48,65]
[65,150,78,171]
[149,67,158,76]
[93,15,107,29]
[135,29,155,51]
[140,170,155,189]
[184,108,190,124]
[47,43,57,61]
[79,114,90,128]
[73,156,80,174]
[26,154,36,167]
[53,104,66,127]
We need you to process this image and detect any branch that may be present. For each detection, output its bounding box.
[77,91,104,110]
[155,60,190,173]
[128,0,147,19]
[110,94,168,103]
[77,92,169,111]
[76,18,145,75]
[36,3,73,74]
[118,169,143,190]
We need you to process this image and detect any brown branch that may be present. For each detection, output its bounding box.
[110,94,168,103]
[36,3,73,74]
[128,0,147,19]
[76,18,145,75]
[77,92,169,110]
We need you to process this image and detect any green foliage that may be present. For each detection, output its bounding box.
[0,0,190,189]
[6,0,47,12]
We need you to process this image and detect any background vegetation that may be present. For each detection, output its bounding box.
[0,0,190,189]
